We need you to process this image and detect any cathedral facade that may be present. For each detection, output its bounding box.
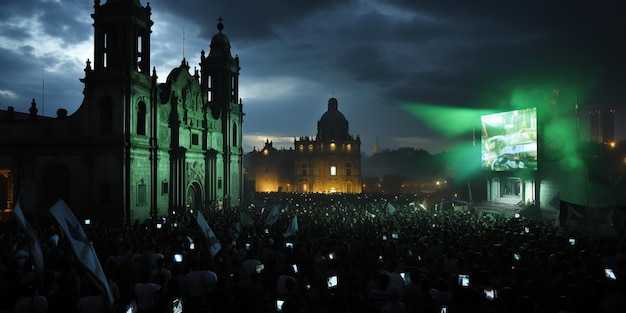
[246,98,362,194]
[0,0,244,223]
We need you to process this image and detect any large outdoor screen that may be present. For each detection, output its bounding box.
[481,107,537,171]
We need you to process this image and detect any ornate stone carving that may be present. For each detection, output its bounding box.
[187,161,204,182]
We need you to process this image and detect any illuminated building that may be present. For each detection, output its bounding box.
[0,0,243,223]
[294,98,362,193]
[245,98,362,193]
[246,140,295,193]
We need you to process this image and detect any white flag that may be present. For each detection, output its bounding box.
[283,215,298,238]
[239,210,254,227]
[196,212,221,258]
[49,200,113,310]
[265,204,281,226]
[343,215,354,229]
[13,202,45,287]
[381,201,396,219]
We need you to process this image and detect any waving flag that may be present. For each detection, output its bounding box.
[419,199,428,210]
[549,192,560,210]
[228,223,241,240]
[381,201,396,219]
[265,204,281,226]
[283,215,298,238]
[49,200,113,311]
[196,212,221,258]
[239,210,254,227]
[343,215,354,229]
[13,202,45,287]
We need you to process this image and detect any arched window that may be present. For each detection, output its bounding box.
[207,75,213,102]
[103,32,108,68]
[100,96,113,134]
[232,123,238,147]
[137,101,146,135]
[136,35,143,72]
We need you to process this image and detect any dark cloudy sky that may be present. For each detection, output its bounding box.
[1,0,624,155]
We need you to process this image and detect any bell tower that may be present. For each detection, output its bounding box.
[200,18,244,207]
[82,0,155,137]
[81,0,158,222]
[92,0,152,74]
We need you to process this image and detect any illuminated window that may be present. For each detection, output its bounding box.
[299,144,304,151]
[330,166,337,176]
[308,144,313,152]
[330,143,336,151]
[263,149,269,156]
[347,144,351,151]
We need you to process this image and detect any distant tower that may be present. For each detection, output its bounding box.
[372,137,380,155]
[589,110,600,142]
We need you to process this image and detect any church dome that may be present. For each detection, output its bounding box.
[208,20,232,58]
[317,98,349,141]
[319,98,347,124]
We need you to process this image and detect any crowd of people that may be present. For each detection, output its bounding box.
[1,192,625,313]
